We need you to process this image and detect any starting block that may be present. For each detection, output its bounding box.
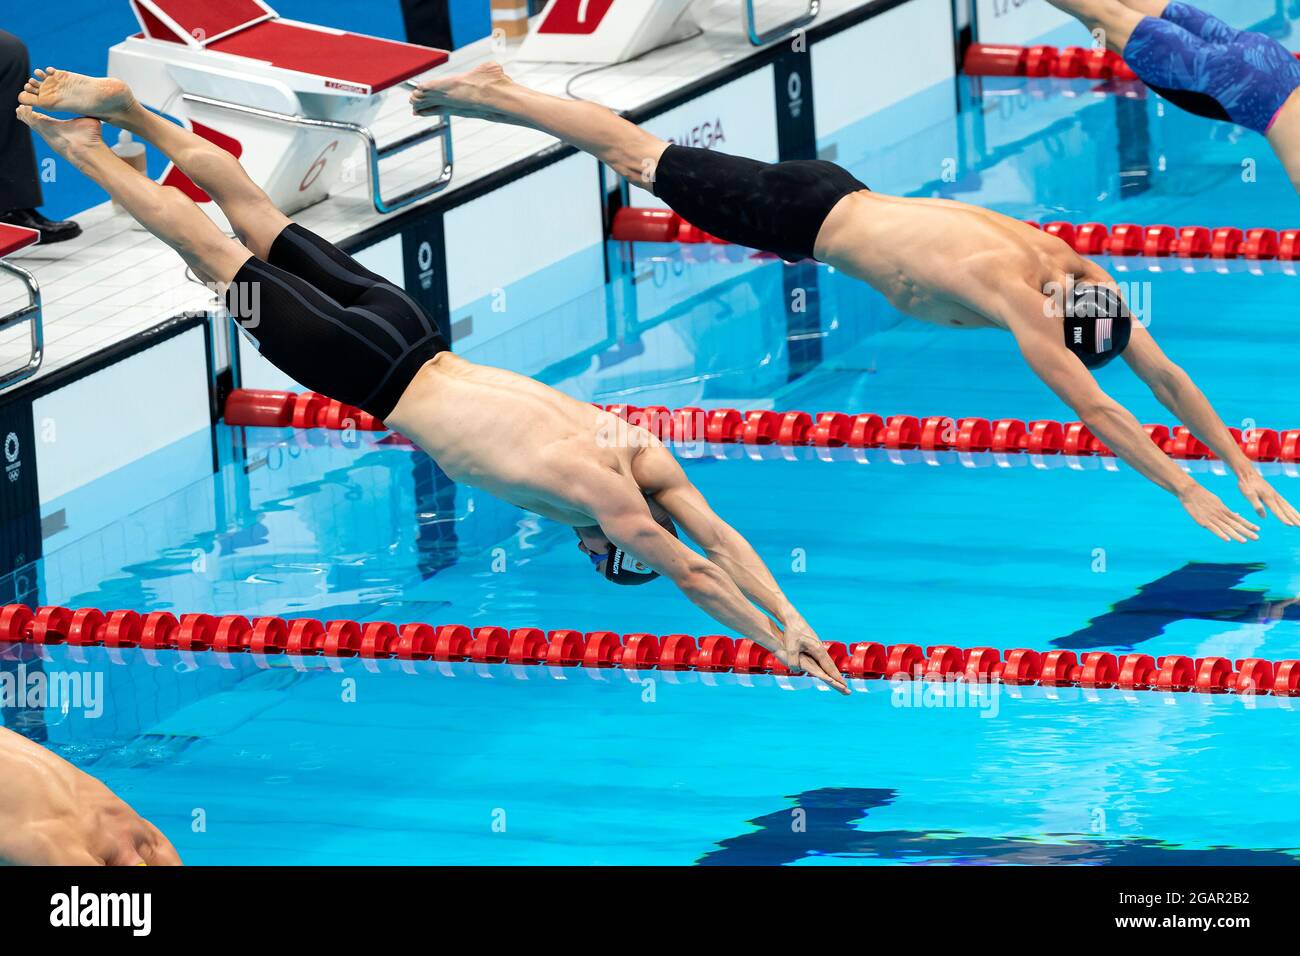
[0,223,43,391]
[107,0,455,226]
[517,0,819,64]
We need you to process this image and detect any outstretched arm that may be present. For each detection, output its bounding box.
[1007,300,1262,542]
[642,455,802,627]
[587,460,848,694]
[1122,322,1300,527]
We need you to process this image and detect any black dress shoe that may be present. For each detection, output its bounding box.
[0,208,82,243]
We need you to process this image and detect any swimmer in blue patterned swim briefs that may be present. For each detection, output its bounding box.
[1046,1,1300,192]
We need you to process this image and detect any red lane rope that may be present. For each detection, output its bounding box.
[225,390,387,431]
[225,390,1300,464]
[1022,221,1299,261]
[599,406,1300,462]
[964,42,1136,80]
[962,41,1300,80]
[610,207,1300,262]
[2,604,1296,697]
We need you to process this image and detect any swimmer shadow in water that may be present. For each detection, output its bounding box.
[1052,561,1300,652]
[696,787,1300,865]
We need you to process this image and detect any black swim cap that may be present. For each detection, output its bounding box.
[601,513,678,586]
[1064,283,1131,369]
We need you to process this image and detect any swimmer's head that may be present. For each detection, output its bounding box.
[1063,282,1131,369]
[574,499,678,586]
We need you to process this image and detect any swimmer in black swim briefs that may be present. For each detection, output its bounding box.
[412,61,1300,542]
[18,68,850,694]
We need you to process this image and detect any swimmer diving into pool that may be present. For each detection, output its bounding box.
[1044,1,1300,193]
[408,62,1300,545]
[15,70,849,695]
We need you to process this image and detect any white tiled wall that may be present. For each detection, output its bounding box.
[32,326,211,505]
[972,0,1088,45]
[444,152,605,313]
[812,0,957,138]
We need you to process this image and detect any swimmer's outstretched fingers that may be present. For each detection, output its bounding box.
[776,626,850,695]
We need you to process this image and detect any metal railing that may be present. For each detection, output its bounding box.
[181,93,455,215]
[0,259,43,391]
[744,0,820,46]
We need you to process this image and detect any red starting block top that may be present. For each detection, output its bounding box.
[0,223,40,258]
[131,0,448,93]
[131,0,275,46]
[210,22,448,93]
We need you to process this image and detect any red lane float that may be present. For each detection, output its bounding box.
[961,41,1300,81]
[610,207,680,243]
[598,403,1298,463]
[6,603,1298,698]
[611,206,1300,264]
[969,41,1300,78]
[230,391,1300,466]
[1031,220,1299,261]
[226,389,385,431]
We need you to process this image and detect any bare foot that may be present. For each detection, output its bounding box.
[409,62,516,121]
[15,107,104,163]
[18,68,136,121]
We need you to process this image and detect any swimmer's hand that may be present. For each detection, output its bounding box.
[1178,484,1260,543]
[775,623,850,696]
[0,728,182,866]
[1237,472,1300,529]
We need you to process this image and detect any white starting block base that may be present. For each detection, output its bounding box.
[519,0,820,63]
[519,0,702,65]
[107,0,454,231]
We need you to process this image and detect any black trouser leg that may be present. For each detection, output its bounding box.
[399,0,454,49]
[0,30,43,214]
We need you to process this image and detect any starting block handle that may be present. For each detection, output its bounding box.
[181,92,455,215]
[744,0,820,46]
[371,114,455,213]
[0,259,44,391]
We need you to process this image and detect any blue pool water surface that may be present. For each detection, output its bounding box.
[6,12,1300,864]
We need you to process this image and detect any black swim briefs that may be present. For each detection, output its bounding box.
[651,144,870,262]
[225,223,448,420]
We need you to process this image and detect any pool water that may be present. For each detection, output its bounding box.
[6,19,1300,864]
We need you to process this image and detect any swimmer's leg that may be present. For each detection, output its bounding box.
[412,63,868,261]
[411,62,670,186]
[114,103,291,259]
[1147,2,1244,45]
[1119,1,1170,19]
[1042,1,1146,51]
[15,108,251,285]
[19,69,290,259]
